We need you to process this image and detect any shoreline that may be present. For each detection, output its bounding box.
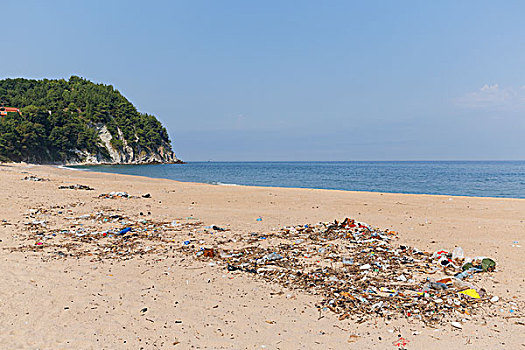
[65,163,525,201]
[0,163,524,349]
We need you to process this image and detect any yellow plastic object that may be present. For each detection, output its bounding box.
[458,289,480,299]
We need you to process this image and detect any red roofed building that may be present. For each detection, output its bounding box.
[0,107,22,117]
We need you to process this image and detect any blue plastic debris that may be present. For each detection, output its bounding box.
[119,227,131,235]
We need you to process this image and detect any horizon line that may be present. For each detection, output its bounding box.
[178,159,525,163]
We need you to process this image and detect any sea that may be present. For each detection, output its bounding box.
[73,161,525,199]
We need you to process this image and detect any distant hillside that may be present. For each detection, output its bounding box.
[0,76,181,164]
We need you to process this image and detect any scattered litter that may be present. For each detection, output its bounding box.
[396,274,407,282]
[452,246,464,260]
[458,289,481,299]
[347,334,360,343]
[9,210,517,327]
[392,337,409,348]
[23,175,48,182]
[359,263,371,270]
[99,191,130,199]
[428,279,448,290]
[58,184,94,190]
[205,225,226,232]
[451,321,463,329]
[342,257,353,265]
[118,227,132,235]
[264,252,283,261]
[10,207,203,261]
[462,258,496,273]
[203,248,215,258]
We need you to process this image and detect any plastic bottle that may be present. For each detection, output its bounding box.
[452,247,464,260]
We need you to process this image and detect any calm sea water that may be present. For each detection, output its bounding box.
[74,161,525,199]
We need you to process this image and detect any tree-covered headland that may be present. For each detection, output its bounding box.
[0,76,176,163]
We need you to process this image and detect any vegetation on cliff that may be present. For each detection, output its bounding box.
[0,76,174,163]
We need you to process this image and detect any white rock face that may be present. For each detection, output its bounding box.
[65,124,181,165]
[97,125,123,162]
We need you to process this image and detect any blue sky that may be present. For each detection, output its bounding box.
[2,0,524,160]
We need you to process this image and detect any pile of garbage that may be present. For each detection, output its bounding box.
[188,218,502,326]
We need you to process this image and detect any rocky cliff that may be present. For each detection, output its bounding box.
[67,124,181,165]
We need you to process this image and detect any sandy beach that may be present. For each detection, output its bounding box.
[0,163,523,349]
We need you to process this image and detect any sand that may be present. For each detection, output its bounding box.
[0,163,523,349]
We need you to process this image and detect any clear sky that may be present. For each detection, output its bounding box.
[2,0,524,161]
